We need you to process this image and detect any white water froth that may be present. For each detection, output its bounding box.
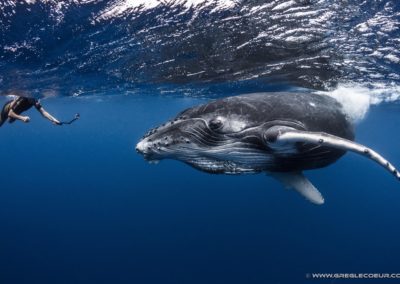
[316,83,400,123]
[98,0,238,21]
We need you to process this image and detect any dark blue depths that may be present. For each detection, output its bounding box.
[0,95,399,284]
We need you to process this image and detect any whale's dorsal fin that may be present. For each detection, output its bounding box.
[264,126,400,180]
[271,172,324,205]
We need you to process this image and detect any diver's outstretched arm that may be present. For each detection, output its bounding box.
[37,107,61,125]
[8,109,30,123]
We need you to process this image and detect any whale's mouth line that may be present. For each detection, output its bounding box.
[137,150,161,163]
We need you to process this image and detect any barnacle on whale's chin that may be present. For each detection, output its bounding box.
[147,159,160,165]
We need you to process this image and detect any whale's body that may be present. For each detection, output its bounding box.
[173,92,354,173]
[136,92,399,204]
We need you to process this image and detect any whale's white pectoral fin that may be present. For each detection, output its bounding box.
[264,126,400,181]
[271,172,324,205]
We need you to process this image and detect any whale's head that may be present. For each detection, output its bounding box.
[135,100,272,174]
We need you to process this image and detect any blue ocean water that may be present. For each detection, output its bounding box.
[1,1,400,283]
[0,93,400,284]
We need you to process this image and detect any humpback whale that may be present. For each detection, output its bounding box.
[136,92,399,205]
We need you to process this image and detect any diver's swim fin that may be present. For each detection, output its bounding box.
[272,172,324,205]
[265,126,400,180]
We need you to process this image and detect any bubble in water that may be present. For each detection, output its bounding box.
[316,83,400,124]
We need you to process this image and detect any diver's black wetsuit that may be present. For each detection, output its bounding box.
[0,97,41,126]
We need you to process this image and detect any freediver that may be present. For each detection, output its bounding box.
[0,95,62,127]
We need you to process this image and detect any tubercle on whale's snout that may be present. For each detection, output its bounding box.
[141,115,190,139]
[136,120,196,160]
[136,133,193,154]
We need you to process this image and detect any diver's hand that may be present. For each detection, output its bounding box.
[22,116,30,123]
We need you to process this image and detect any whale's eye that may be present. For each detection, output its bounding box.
[209,118,223,130]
